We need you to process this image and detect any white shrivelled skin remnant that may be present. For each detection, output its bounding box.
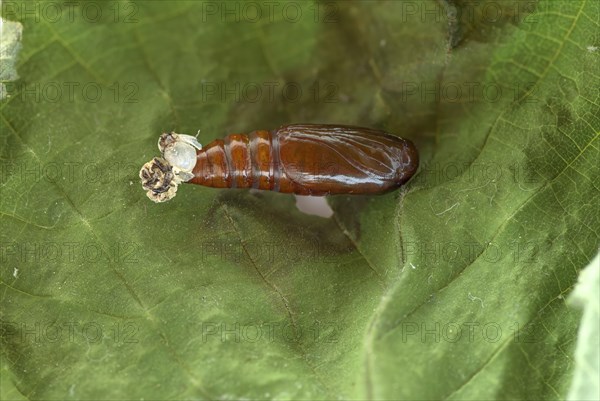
[139,132,202,203]
[163,137,199,172]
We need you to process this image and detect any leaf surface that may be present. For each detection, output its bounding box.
[1,1,598,399]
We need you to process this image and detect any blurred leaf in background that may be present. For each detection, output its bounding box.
[567,253,600,401]
[1,0,598,400]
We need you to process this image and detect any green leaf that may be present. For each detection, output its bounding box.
[1,1,598,399]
